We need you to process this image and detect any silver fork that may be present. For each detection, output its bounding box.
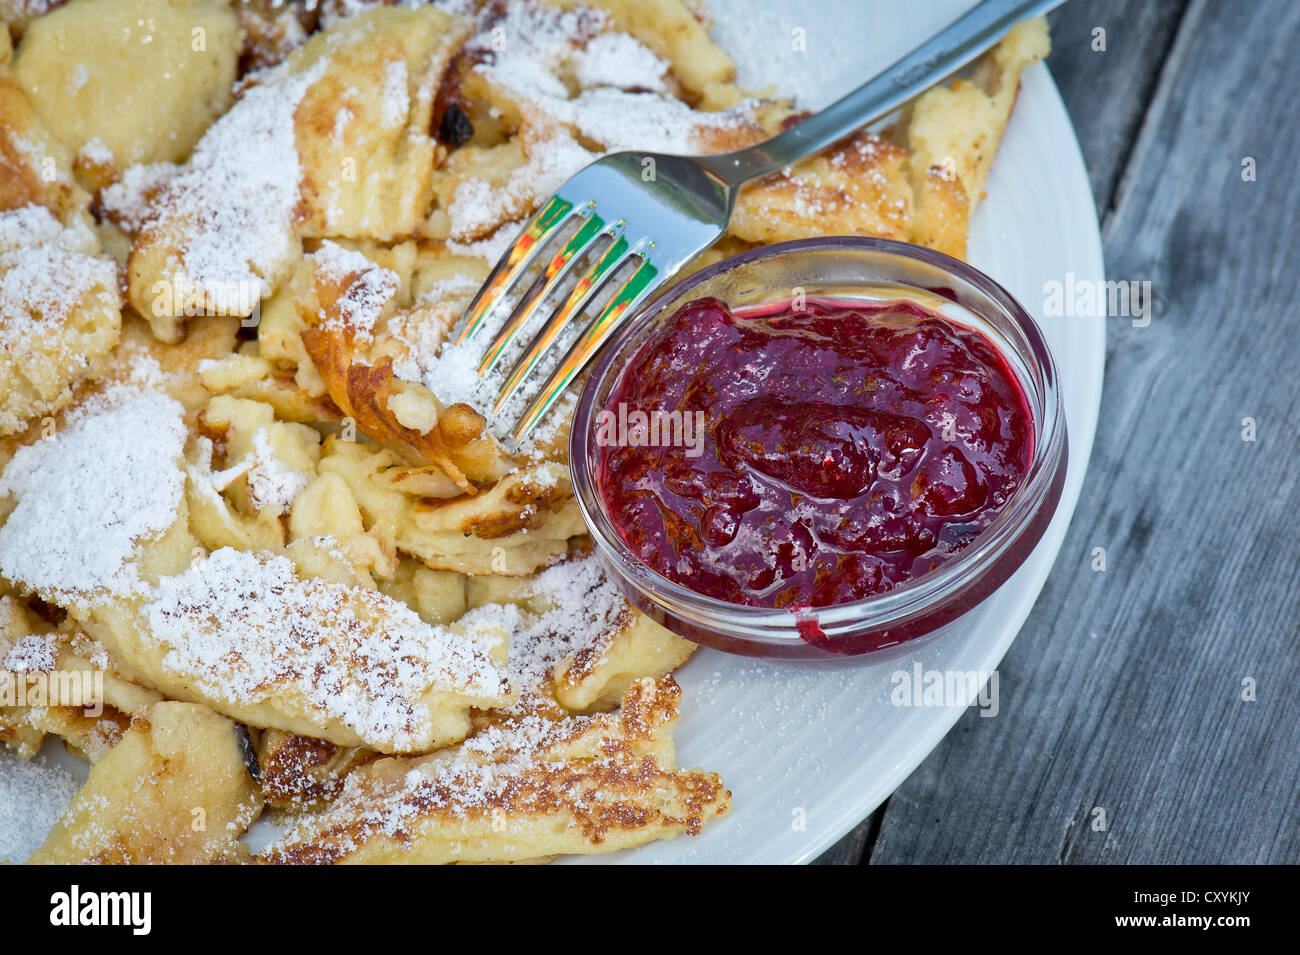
[458,0,1063,443]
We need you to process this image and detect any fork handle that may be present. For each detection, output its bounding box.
[699,0,1064,186]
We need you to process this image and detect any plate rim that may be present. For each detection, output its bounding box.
[785,62,1107,865]
[0,32,1106,871]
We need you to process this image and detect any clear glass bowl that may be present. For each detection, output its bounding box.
[570,237,1068,661]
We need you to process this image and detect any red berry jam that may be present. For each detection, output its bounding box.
[593,296,1035,609]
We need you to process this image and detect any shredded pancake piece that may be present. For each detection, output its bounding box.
[260,676,729,864]
[0,205,121,436]
[142,546,518,753]
[0,385,187,612]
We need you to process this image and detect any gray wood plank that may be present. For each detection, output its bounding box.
[1043,0,1190,220]
[868,0,1300,864]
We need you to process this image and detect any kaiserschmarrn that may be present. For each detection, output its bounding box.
[0,0,1048,864]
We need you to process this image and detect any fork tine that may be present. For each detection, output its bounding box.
[510,246,660,442]
[455,195,574,346]
[476,210,619,378]
[491,230,633,415]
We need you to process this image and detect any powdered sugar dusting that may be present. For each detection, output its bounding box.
[0,752,81,864]
[380,59,410,127]
[136,58,325,306]
[446,129,594,244]
[468,0,601,101]
[565,87,747,153]
[387,271,480,377]
[2,631,60,673]
[388,268,578,448]
[5,0,64,20]
[262,670,691,862]
[399,319,576,450]
[445,226,517,266]
[0,387,187,611]
[470,0,758,156]
[76,137,115,168]
[69,632,112,671]
[572,32,670,93]
[263,701,605,860]
[144,548,517,751]
[388,268,534,437]
[404,0,762,441]
[98,162,180,233]
[245,429,310,511]
[441,0,756,255]
[502,553,631,710]
[263,707,590,859]
[0,206,117,350]
[386,266,557,429]
[394,302,502,413]
[312,241,400,342]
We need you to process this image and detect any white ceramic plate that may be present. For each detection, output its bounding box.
[572,0,1107,864]
[0,0,1105,865]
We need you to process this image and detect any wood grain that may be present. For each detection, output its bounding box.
[1041,0,1190,220]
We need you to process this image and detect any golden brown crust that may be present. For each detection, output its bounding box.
[258,729,378,810]
[0,74,87,219]
[295,247,506,496]
[416,467,570,540]
[302,328,480,494]
[123,4,471,341]
[730,130,915,245]
[396,462,585,575]
[891,18,1050,259]
[260,677,729,864]
[0,1,1049,866]
[26,701,263,864]
[294,6,471,242]
[236,0,319,74]
[0,207,122,436]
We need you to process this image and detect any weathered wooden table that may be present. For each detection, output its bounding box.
[816,0,1300,864]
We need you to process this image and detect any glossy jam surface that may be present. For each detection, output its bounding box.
[594,296,1035,609]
